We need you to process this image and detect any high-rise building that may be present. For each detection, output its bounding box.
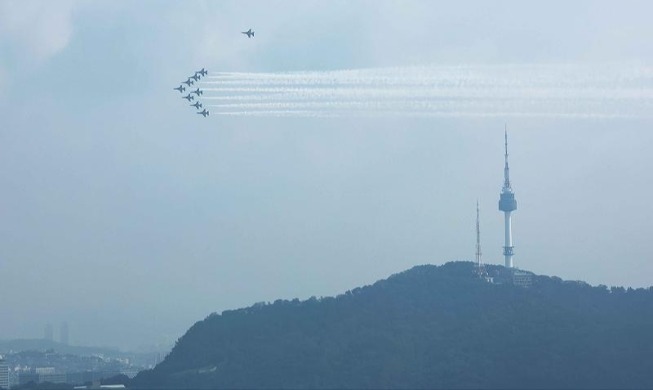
[60,322,69,345]
[498,129,517,268]
[44,323,53,342]
[0,356,9,389]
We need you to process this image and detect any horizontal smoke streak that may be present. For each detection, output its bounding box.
[198,65,653,118]
[213,110,635,119]
[201,87,653,100]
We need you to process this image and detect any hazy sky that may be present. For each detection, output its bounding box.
[1,0,652,350]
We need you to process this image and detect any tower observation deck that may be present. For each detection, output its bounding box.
[498,129,517,268]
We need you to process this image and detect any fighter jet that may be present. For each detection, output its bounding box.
[241,29,255,38]
[191,74,200,82]
[174,85,185,93]
[183,78,194,86]
[183,94,194,101]
[191,102,203,109]
[198,109,209,117]
[197,68,208,77]
[192,88,203,96]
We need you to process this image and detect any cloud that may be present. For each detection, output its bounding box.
[0,0,78,61]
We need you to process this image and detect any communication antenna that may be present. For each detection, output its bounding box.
[475,200,486,277]
[499,126,517,268]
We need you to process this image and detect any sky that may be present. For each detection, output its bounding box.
[0,0,652,351]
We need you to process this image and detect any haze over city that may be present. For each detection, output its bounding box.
[1,0,652,352]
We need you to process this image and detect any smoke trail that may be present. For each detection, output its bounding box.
[201,87,653,100]
[213,110,636,119]
[197,64,653,118]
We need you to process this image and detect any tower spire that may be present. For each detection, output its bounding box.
[503,125,511,191]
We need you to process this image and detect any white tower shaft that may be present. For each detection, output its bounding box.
[504,212,513,268]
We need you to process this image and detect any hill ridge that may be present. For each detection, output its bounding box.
[133,261,653,389]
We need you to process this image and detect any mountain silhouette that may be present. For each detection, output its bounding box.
[132,262,653,388]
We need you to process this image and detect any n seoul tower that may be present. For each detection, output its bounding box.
[498,128,517,268]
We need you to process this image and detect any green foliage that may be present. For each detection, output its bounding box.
[101,374,130,386]
[11,382,73,390]
[132,262,653,389]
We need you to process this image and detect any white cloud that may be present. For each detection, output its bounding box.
[0,0,78,61]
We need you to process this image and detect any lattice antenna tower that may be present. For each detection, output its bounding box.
[475,200,486,277]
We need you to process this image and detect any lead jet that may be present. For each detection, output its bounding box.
[197,68,208,77]
[183,78,194,86]
[191,73,200,82]
[241,29,255,38]
[192,88,203,96]
[191,102,203,109]
[198,109,209,117]
[183,94,194,101]
[174,85,185,93]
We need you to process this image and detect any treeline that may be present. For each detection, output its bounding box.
[132,262,653,389]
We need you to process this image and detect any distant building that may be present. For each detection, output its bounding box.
[0,357,9,389]
[512,270,533,288]
[35,367,55,375]
[44,323,54,342]
[60,322,69,345]
[18,371,39,386]
[18,368,72,386]
[33,367,67,384]
[74,384,125,389]
[8,370,18,389]
[120,368,140,379]
[39,372,67,384]
[66,371,121,385]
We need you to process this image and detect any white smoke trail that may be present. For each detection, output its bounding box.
[213,111,636,119]
[197,64,653,118]
[201,87,653,100]
[207,98,646,118]
[205,65,653,87]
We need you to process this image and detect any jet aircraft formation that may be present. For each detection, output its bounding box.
[173,68,209,117]
[172,32,254,118]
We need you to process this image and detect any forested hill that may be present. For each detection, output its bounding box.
[133,262,653,389]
